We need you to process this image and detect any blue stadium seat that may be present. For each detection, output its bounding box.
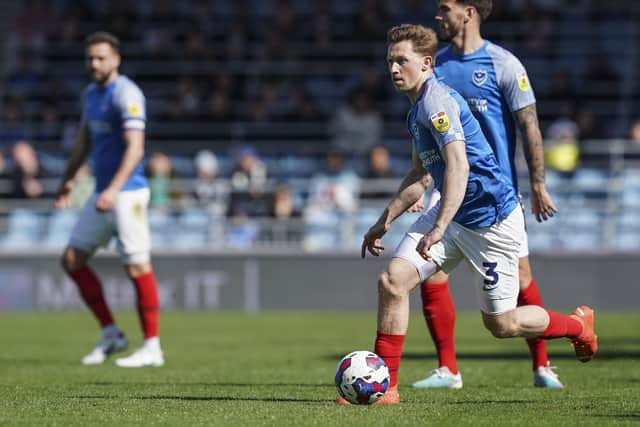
[149,209,174,249]
[303,209,341,250]
[171,209,212,249]
[1,209,44,249]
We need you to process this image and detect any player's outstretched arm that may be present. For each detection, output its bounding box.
[514,104,558,222]
[55,124,90,209]
[416,140,467,261]
[362,150,430,258]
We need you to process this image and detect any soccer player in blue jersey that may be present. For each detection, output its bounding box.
[337,24,596,405]
[412,0,563,390]
[54,32,164,367]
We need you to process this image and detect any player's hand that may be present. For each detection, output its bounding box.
[54,181,73,209]
[95,188,118,212]
[530,183,558,222]
[416,225,444,262]
[407,194,425,213]
[361,221,388,258]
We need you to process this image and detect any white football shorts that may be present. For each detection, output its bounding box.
[426,188,529,258]
[393,204,525,315]
[68,187,151,265]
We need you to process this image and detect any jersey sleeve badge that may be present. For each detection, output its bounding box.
[430,111,450,133]
[517,72,531,91]
[127,103,142,117]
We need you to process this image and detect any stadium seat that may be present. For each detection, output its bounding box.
[303,209,341,251]
[1,210,44,249]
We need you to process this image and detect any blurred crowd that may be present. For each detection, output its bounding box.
[1,0,639,205]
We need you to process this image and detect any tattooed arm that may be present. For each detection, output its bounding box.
[514,104,557,222]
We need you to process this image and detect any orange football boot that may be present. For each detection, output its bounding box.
[334,386,400,405]
[375,386,400,405]
[569,305,598,362]
[335,396,351,405]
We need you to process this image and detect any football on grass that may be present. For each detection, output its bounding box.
[335,350,389,404]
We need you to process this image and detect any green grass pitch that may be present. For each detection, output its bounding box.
[1,311,639,426]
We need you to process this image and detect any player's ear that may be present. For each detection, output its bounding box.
[422,55,433,71]
[464,6,475,23]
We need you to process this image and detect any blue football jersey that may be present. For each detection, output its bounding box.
[82,75,148,192]
[408,77,517,229]
[435,41,536,192]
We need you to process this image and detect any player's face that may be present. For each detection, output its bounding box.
[435,0,468,42]
[387,41,430,95]
[86,42,120,85]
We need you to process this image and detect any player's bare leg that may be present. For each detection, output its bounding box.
[414,257,563,389]
[481,304,598,362]
[62,246,128,365]
[115,262,164,368]
[376,257,426,404]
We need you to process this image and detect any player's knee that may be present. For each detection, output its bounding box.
[426,270,448,285]
[483,314,518,338]
[61,248,86,273]
[378,270,405,299]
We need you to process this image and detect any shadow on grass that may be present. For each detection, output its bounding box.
[325,349,640,361]
[70,395,326,403]
[591,414,640,420]
[86,381,331,388]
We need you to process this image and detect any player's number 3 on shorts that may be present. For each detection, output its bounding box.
[482,262,499,291]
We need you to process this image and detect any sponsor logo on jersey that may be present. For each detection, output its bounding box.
[472,68,488,86]
[517,72,530,91]
[127,103,142,117]
[88,120,113,134]
[419,149,441,167]
[467,98,488,113]
[430,111,450,133]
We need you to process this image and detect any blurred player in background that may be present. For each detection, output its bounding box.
[411,0,562,389]
[54,32,164,368]
[338,24,596,405]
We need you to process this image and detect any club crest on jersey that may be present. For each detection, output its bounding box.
[430,111,450,133]
[472,68,488,86]
[517,72,531,91]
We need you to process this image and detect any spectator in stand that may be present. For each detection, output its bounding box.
[192,149,228,215]
[545,106,580,175]
[0,97,30,146]
[361,144,397,200]
[229,145,269,217]
[628,118,640,147]
[329,87,383,157]
[9,140,43,199]
[306,147,360,215]
[225,203,259,248]
[146,151,182,209]
[267,183,301,244]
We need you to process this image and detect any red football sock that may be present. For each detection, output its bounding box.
[518,279,549,370]
[421,280,458,374]
[131,271,160,339]
[68,266,114,327]
[374,331,405,388]
[539,309,583,339]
